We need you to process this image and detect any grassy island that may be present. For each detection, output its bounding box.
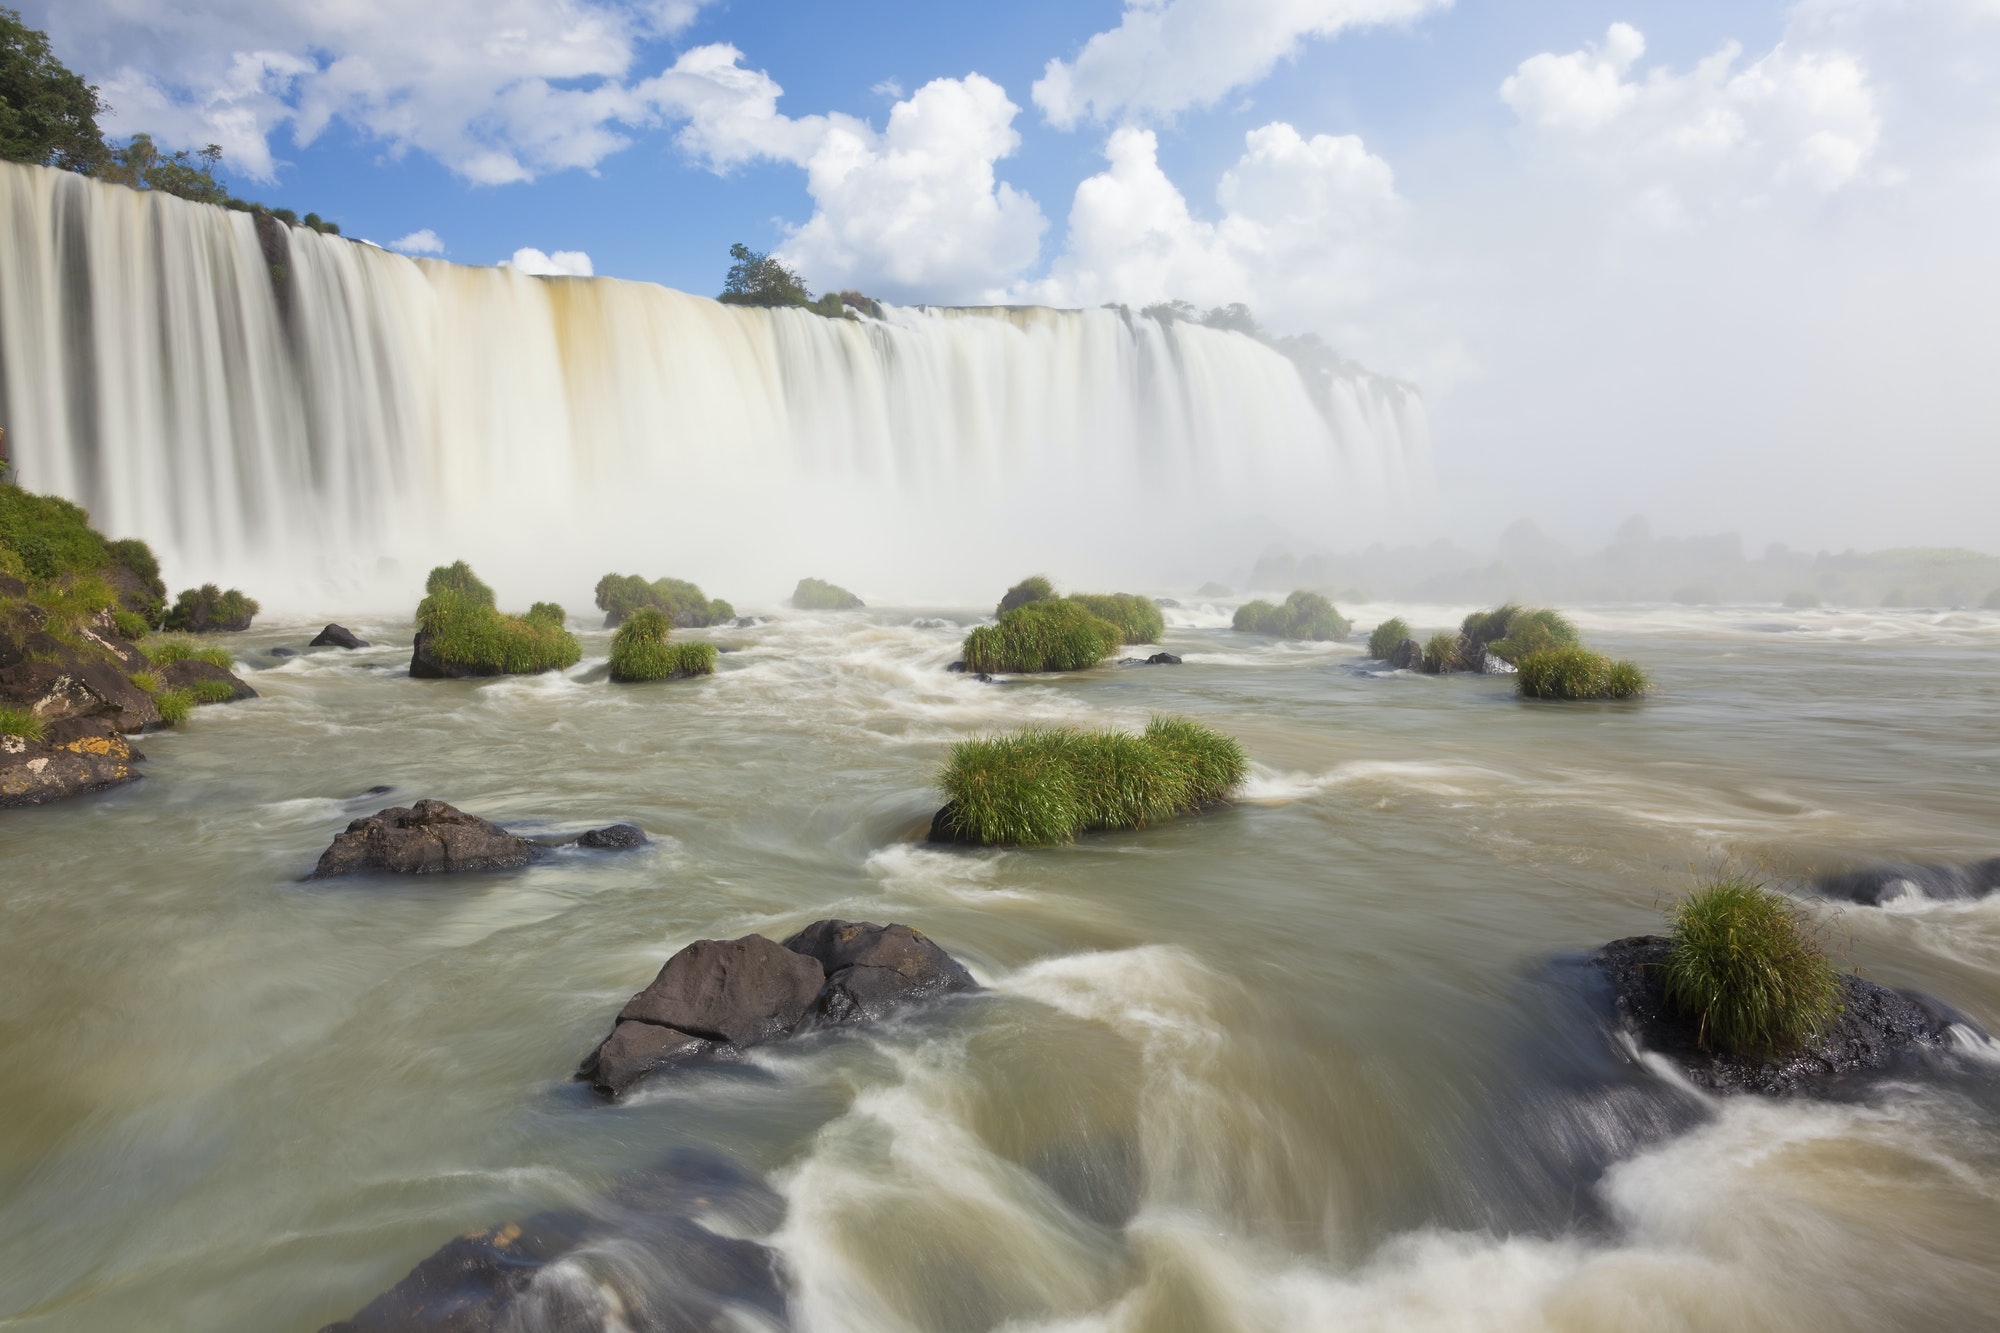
[607,608,717,682]
[595,573,733,627]
[413,562,581,677]
[1232,590,1349,640]
[791,577,864,610]
[1515,645,1649,700]
[936,715,1247,845]
[1367,617,1412,658]
[1661,877,1843,1056]
[163,583,258,632]
[1066,592,1165,645]
[1461,604,1578,665]
[961,598,1121,673]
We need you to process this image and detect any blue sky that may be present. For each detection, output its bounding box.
[21,0,2000,550]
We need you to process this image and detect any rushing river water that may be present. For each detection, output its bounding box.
[2,602,1997,1332]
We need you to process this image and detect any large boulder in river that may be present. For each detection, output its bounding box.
[1386,638,1424,671]
[311,799,536,878]
[0,719,142,807]
[319,1150,788,1333]
[1590,935,1971,1097]
[578,921,977,1097]
[310,623,369,649]
[1811,858,2000,906]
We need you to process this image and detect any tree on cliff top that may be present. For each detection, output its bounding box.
[719,243,813,308]
[0,6,107,173]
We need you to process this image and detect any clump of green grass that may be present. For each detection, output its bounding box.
[961,599,1121,673]
[103,537,166,625]
[1420,631,1462,673]
[1661,878,1843,1056]
[1067,592,1165,645]
[188,679,239,704]
[163,583,259,632]
[130,670,162,694]
[1462,604,1579,665]
[0,486,109,582]
[790,577,864,610]
[1516,646,1649,700]
[608,608,718,682]
[1231,590,1350,640]
[996,575,1055,616]
[153,688,194,725]
[416,562,581,675]
[596,573,736,625]
[0,705,45,743]
[1367,617,1412,658]
[141,637,234,669]
[937,714,1247,845]
[111,609,150,640]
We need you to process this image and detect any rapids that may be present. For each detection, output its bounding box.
[1,603,1996,1331]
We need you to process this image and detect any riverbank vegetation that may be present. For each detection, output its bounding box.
[1661,877,1843,1056]
[792,577,864,610]
[935,715,1246,846]
[595,573,733,627]
[1232,590,1349,640]
[607,608,716,682]
[414,561,580,676]
[163,583,258,632]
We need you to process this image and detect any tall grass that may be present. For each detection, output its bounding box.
[142,637,234,669]
[1067,592,1165,645]
[1367,617,1412,658]
[1420,631,1462,673]
[417,563,581,675]
[188,679,240,704]
[997,575,1055,616]
[1515,646,1649,699]
[961,599,1121,673]
[1661,878,1843,1056]
[937,715,1248,845]
[152,688,194,726]
[1231,590,1350,640]
[1462,604,1579,664]
[608,608,717,681]
[0,705,44,742]
[596,573,733,625]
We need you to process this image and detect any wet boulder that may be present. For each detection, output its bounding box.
[781,920,977,1028]
[156,656,259,702]
[311,799,537,878]
[1811,858,2000,906]
[530,823,649,851]
[319,1151,788,1333]
[1386,638,1424,670]
[1590,935,1974,1097]
[311,623,370,649]
[0,655,160,733]
[0,720,141,808]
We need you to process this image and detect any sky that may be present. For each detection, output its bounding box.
[21,0,2000,555]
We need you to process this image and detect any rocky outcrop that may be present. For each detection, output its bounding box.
[531,822,649,850]
[0,720,141,807]
[578,921,977,1097]
[157,656,259,701]
[310,623,369,649]
[311,799,537,878]
[1812,858,2000,906]
[1386,638,1424,670]
[319,1150,788,1333]
[0,655,160,732]
[1590,935,1972,1096]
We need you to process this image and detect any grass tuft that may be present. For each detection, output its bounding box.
[1661,877,1843,1056]
[0,705,45,743]
[937,715,1247,846]
[142,637,234,669]
[0,486,109,582]
[790,577,863,610]
[1367,617,1412,659]
[417,563,581,675]
[1516,646,1649,700]
[1420,631,1462,673]
[997,575,1055,616]
[111,609,150,640]
[189,679,240,705]
[608,608,717,681]
[961,599,1122,673]
[1067,592,1165,645]
[130,671,162,694]
[1462,604,1579,665]
[153,688,194,726]
[1231,590,1350,640]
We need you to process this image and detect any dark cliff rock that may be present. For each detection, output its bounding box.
[311,799,537,878]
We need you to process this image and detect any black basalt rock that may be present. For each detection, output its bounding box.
[311,798,537,878]
[1812,858,2000,906]
[1386,638,1424,670]
[310,623,370,649]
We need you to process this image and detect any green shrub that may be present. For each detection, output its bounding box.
[1782,590,1822,609]
[153,687,193,725]
[1231,590,1349,640]
[417,563,581,675]
[593,573,731,626]
[1420,631,1462,673]
[997,575,1055,616]
[103,537,166,623]
[1661,878,1843,1056]
[937,715,1246,846]
[0,705,44,742]
[111,609,150,639]
[608,608,717,682]
[1067,592,1165,645]
[163,583,258,632]
[141,637,233,669]
[1367,617,1412,658]
[31,573,119,631]
[1462,604,1579,664]
[962,599,1121,673]
[1515,646,1649,700]
[189,678,239,704]
[708,598,735,623]
[0,486,108,582]
[130,670,161,694]
[791,577,864,610]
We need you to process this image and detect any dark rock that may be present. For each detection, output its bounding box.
[269,647,297,658]
[0,724,142,808]
[578,1021,717,1096]
[615,936,826,1048]
[781,919,977,1028]
[0,656,160,732]
[578,823,647,849]
[1590,935,1972,1096]
[1387,638,1424,670]
[354,785,394,798]
[311,798,536,878]
[1147,651,1181,665]
[946,659,968,672]
[310,623,370,649]
[319,1150,788,1333]
[1812,858,2000,906]
[926,801,977,845]
[157,657,259,702]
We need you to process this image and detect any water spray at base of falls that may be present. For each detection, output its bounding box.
[0,162,1428,609]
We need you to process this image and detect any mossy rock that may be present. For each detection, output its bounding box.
[164,583,259,633]
[596,573,733,627]
[1231,590,1349,640]
[961,599,1121,673]
[791,577,863,610]
[608,608,717,682]
[411,562,580,677]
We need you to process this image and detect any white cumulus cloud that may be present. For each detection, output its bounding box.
[504,247,595,277]
[1032,0,1450,129]
[389,229,446,255]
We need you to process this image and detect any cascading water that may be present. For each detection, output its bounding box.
[0,161,1426,608]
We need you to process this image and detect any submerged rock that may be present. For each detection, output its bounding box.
[319,1150,788,1333]
[1117,652,1182,666]
[310,623,370,649]
[311,798,536,878]
[270,647,297,658]
[0,721,141,807]
[1589,934,1973,1096]
[1812,858,2000,906]
[577,921,977,1097]
[531,823,650,851]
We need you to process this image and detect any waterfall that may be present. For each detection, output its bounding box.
[0,161,1428,607]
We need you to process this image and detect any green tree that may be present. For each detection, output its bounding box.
[718,242,812,307]
[99,133,232,205]
[0,6,106,172]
